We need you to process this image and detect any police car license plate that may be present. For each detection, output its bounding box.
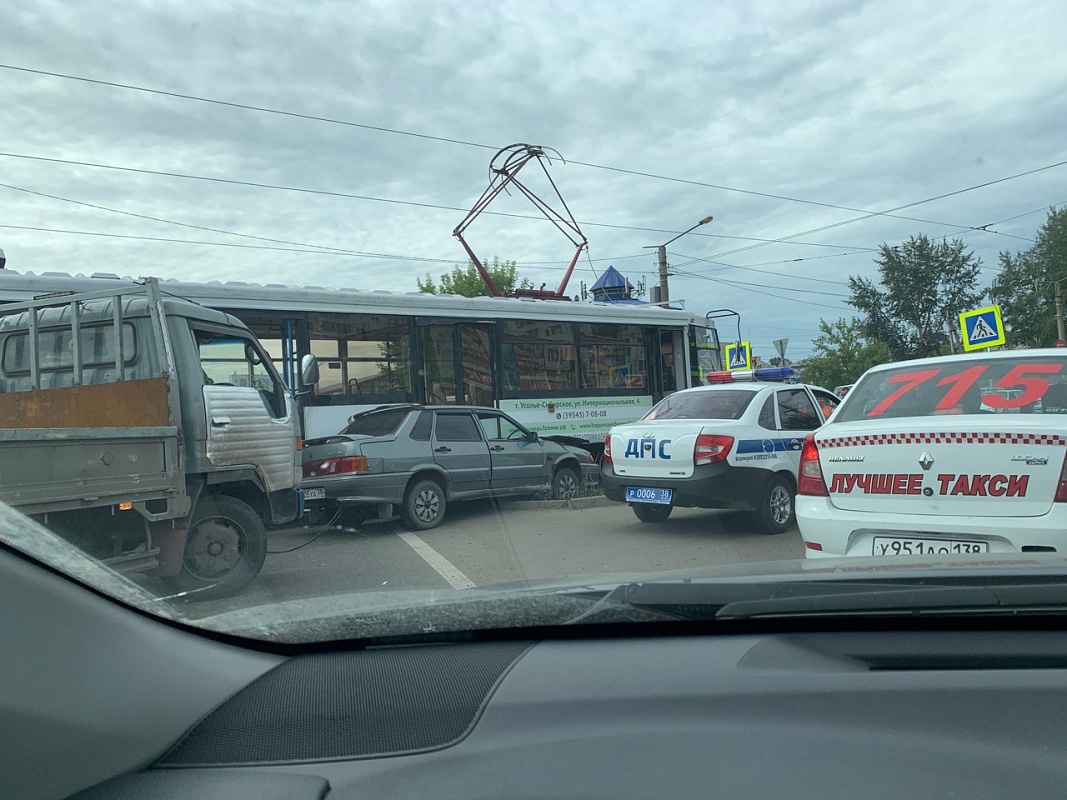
[872,536,987,556]
[626,487,673,504]
[302,487,326,501]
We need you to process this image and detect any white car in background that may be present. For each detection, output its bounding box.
[797,350,1067,558]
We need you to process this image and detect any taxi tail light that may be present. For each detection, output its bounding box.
[1055,450,1067,502]
[303,455,368,478]
[694,434,733,465]
[797,434,829,496]
[603,434,613,464]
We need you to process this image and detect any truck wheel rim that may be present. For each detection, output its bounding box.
[769,485,792,526]
[186,517,244,579]
[414,489,440,522]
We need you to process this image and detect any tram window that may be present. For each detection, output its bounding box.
[308,313,412,397]
[501,321,578,394]
[579,323,648,390]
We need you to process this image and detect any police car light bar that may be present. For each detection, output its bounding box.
[706,366,796,384]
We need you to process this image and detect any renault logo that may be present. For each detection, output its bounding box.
[918,452,934,471]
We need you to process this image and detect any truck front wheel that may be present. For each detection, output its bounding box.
[162,495,267,600]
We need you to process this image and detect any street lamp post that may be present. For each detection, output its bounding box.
[644,216,713,305]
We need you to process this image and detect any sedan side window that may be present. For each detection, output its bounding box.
[477,412,501,440]
[758,395,777,430]
[434,412,483,442]
[409,410,433,441]
[811,388,841,421]
[776,388,821,431]
[477,411,529,440]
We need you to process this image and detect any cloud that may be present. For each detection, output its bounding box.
[1,0,1066,357]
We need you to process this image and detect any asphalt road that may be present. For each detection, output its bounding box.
[179,496,806,619]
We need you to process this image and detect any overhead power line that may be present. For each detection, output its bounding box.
[684,270,853,312]
[0,62,1043,241]
[671,268,850,299]
[0,152,869,252]
[0,223,461,261]
[0,220,644,273]
[668,249,865,284]
[0,63,498,153]
[706,159,1067,262]
[0,180,640,269]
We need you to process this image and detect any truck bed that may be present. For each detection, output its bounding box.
[0,377,180,514]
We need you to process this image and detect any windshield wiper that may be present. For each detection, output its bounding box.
[582,580,1067,622]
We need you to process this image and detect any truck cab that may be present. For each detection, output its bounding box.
[0,280,311,599]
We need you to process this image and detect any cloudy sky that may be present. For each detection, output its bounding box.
[2,0,1065,359]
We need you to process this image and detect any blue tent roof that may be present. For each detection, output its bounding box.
[590,265,632,293]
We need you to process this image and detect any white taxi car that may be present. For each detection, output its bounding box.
[797,349,1067,558]
[600,368,840,533]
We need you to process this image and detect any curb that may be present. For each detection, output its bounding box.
[507,494,614,511]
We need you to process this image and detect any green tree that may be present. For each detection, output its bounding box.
[848,234,984,361]
[989,207,1067,347]
[417,257,531,297]
[800,317,891,390]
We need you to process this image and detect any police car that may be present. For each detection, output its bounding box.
[600,368,840,533]
[796,349,1067,558]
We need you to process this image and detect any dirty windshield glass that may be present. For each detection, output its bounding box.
[1,1,1066,643]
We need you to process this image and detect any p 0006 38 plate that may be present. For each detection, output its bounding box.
[626,487,673,504]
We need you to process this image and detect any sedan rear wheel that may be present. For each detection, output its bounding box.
[752,474,795,534]
[402,479,447,531]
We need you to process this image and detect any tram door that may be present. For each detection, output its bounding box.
[419,323,495,406]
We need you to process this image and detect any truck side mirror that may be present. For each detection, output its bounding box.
[299,354,320,391]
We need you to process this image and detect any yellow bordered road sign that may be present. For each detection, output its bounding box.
[958,305,1005,351]
[724,341,752,371]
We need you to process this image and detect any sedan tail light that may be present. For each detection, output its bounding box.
[1055,451,1067,502]
[603,434,613,464]
[797,434,829,496]
[694,434,733,466]
[303,455,368,478]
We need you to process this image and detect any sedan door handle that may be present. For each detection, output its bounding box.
[434,446,451,453]
[787,439,802,450]
[490,445,505,451]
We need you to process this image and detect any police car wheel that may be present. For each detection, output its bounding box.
[752,474,795,535]
[632,503,673,524]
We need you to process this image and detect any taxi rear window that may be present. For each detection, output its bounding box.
[642,389,754,421]
[835,356,1067,422]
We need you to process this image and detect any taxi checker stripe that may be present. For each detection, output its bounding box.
[819,432,1067,448]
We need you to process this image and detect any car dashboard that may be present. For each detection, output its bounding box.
[4,545,1067,800]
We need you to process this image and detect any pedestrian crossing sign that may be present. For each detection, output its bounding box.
[724,340,752,371]
[958,304,1005,351]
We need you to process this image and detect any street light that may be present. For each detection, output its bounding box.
[644,216,713,305]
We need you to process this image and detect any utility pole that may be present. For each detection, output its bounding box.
[656,245,670,304]
[644,215,713,307]
[1056,279,1066,342]
[945,309,960,354]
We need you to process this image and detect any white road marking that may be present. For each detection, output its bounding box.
[396,531,476,589]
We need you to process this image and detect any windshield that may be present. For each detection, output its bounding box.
[2,1,1067,645]
[643,389,754,421]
